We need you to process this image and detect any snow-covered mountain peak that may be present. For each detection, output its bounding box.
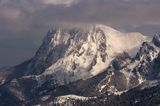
[26,24,150,85]
[43,24,148,50]
[2,24,160,106]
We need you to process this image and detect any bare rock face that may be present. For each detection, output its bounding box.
[112,52,131,70]
[135,42,157,61]
[111,72,128,91]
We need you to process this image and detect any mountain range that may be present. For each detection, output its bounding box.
[0,24,160,106]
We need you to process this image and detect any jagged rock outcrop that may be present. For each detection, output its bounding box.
[152,34,160,47]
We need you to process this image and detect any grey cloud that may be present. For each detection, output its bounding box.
[0,0,160,67]
[40,0,80,7]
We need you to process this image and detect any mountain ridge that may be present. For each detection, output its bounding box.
[25,24,149,86]
[0,24,160,106]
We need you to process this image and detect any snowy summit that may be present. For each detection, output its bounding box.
[26,24,149,85]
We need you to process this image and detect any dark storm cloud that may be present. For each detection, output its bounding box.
[0,0,160,67]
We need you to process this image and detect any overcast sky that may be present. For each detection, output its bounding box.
[0,0,160,67]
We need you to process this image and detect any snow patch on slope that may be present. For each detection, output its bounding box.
[54,95,95,104]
